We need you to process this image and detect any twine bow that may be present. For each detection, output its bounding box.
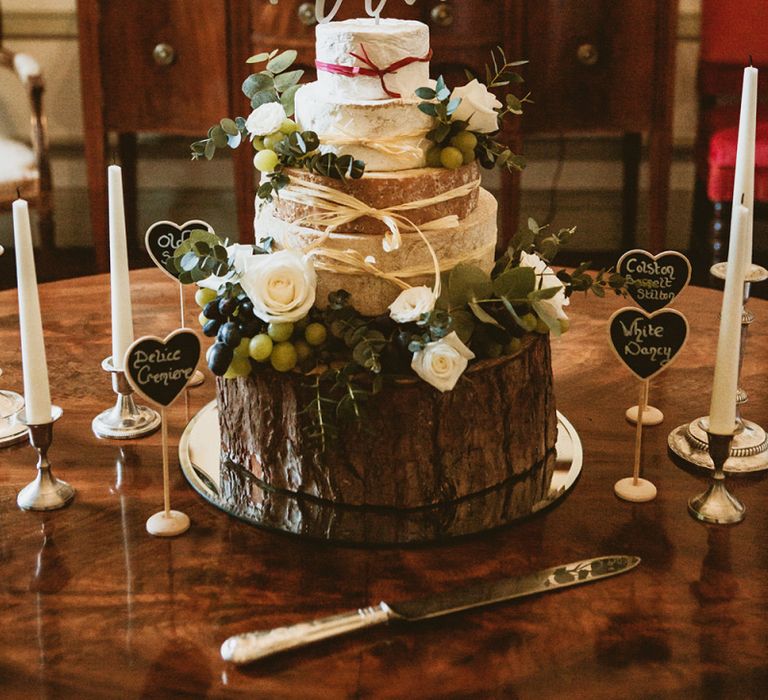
[315,44,433,98]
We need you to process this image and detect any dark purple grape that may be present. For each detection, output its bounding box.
[207,342,233,376]
[203,300,221,320]
[218,297,238,318]
[238,319,260,338]
[217,321,241,348]
[203,319,221,337]
[238,299,254,317]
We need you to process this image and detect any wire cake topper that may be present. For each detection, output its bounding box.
[269,0,417,23]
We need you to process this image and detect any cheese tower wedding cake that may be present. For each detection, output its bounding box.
[184,15,574,523]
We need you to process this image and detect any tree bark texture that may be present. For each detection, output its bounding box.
[217,333,557,510]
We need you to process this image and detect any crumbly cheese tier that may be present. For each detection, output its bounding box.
[316,18,430,102]
[255,188,498,316]
[273,162,481,235]
[294,82,432,172]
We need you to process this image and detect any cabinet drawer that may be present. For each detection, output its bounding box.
[100,0,229,133]
[522,0,657,133]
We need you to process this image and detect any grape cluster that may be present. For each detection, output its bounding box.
[251,117,301,173]
[426,131,478,170]
[195,287,328,377]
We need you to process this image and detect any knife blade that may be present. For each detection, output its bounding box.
[220,555,639,664]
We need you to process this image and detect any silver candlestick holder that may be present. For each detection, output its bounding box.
[688,431,745,525]
[668,263,768,472]
[92,356,161,439]
[17,405,75,511]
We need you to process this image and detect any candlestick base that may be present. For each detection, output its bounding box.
[0,388,27,447]
[688,432,745,525]
[16,405,75,511]
[92,357,161,439]
[668,417,768,473]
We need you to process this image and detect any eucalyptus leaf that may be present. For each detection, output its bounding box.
[251,90,280,109]
[246,52,271,64]
[220,118,238,135]
[449,309,475,344]
[274,69,304,91]
[469,300,503,328]
[267,49,298,74]
[280,84,302,116]
[448,264,493,307]
[242,73,275,99]
[204,140,216,160]
[493,266,536,299]
[418,103,438,117]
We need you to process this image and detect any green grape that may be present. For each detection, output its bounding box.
[248,334,273,362]
[195,287,217,308]
[520,313,538,332]
[233,337,251,357]
[450,131,478,152]
[280,119,300,134]
[535,317,550,334]
[304,322,327,347]
[223,354,252,379]
[294,339,313,362]
[426,146,443,168]
[198,311,208,327]
[559,318,570,334]
[461,149,477,165]
[440,146,464,170]
[253,149,279,172]
[263,131,284,150]
[270,341,298,372]
[252,136,265,151]
[268,322,294,342]
[505,337,523,355]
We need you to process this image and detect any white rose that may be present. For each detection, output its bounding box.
[450,79,503,134]
[245,103,287,137]
[411,332,475,393]
[518,251,570,335]
[240,249,316,323]
[388,286,435,324]
[197,244,257,291]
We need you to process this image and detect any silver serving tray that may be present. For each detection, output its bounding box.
[179,400,583,545]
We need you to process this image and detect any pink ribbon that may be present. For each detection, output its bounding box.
[315,44,433,98]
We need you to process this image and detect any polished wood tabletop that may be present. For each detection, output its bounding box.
[1,268,767,699]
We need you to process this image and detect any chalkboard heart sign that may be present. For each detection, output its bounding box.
[616,249,692,313]
[123,330,201,407]
[145,220,213,281]
[608,307,689,381]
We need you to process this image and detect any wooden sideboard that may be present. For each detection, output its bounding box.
[77,0,676,270]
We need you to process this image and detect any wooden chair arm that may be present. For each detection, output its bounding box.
[0,47,52,203]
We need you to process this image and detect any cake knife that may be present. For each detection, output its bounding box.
[220,554,639,664]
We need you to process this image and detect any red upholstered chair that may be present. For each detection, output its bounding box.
[692,0,768,278]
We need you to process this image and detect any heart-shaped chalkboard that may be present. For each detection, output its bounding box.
[123,330,201,407]
[145,220,213,281]
[616,249,691,313]
[608,307,689,380]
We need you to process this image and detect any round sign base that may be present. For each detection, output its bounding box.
[614,477,657,502]
[625,404,664,426]
[188,369,205,387]
[146,510,190,537]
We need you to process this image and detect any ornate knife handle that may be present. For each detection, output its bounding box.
[220,602,394,664]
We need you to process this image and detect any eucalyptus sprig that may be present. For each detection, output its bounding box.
[190,49,304,162]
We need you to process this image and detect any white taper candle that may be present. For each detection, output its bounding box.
[13,198,52,424]
[708,203,750,435]
[730,66,758,269]
[108,165,135,370]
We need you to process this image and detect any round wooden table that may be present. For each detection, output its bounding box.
[1,269,767,699]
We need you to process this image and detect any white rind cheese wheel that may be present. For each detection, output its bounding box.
[294,82,432,172]
[316,18,431,102]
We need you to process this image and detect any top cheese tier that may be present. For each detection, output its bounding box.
[315,18,431,102]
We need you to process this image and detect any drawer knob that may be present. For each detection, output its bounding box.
[298,2,317,26]
[152,43,176,67]
[430,3,454,27]
[576,43,599,66]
